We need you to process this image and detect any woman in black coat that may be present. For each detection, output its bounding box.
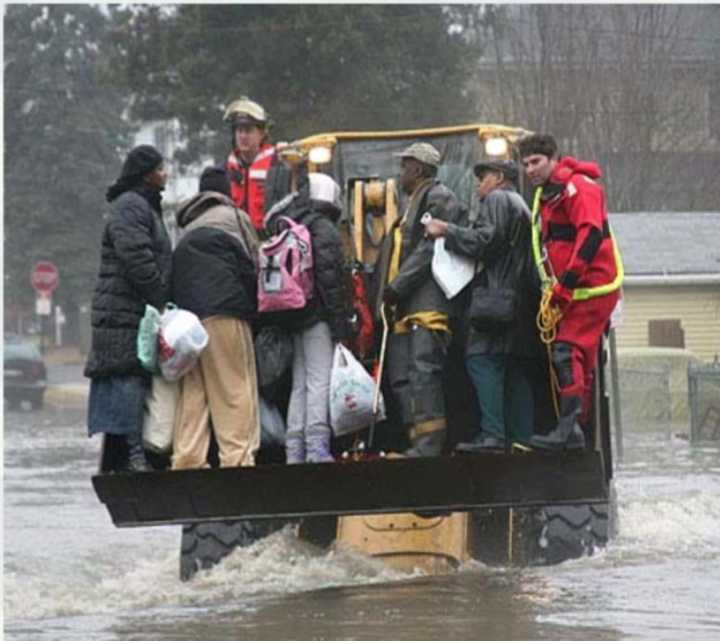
[85,145,172,471]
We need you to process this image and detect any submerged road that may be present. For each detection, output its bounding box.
[4,400,720,640]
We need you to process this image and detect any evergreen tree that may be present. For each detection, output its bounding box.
[4,5,132,335]
[107,5,471,166]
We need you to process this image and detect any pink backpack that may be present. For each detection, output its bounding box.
[258,216,315,312]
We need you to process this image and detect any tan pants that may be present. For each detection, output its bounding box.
[172,316,260,470]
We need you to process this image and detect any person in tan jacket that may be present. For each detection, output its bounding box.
[170,166,260,469]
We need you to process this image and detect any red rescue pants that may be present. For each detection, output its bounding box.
[553,291,619,424]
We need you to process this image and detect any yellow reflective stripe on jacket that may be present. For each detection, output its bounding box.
[387,178,433,285]
[530,186,624,300]
[531,187,551,287]
[572,228,624,300]
[388,224,404,283]
[394,311,450,335]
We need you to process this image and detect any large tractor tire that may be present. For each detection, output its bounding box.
[470,482,616,567]
[526,502,611,565]
[528,480,617,565]
[180,519,286,581]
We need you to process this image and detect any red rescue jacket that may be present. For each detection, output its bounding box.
[226,143,276,231]
[539,156,618,300]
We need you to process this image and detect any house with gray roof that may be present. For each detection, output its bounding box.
[610,212,720,361]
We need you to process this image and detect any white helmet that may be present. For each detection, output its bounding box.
[223,96,268,127]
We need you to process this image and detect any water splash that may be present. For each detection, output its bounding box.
[4,526,412,622]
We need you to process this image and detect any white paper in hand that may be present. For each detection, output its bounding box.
[431,237,475,299]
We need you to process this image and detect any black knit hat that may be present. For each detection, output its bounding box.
[199,166,231,197]
[106,145,164,202]
[120,145,163,180]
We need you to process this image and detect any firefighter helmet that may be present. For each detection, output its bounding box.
[223,96,268,127]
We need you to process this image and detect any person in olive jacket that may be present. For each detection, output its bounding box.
[262,172,353,464]
[170,166,261,470]
[425,160,543,450]
[85,145,172,472]
[378,143,465,458]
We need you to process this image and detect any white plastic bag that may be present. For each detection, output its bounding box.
[329,343,385,437]
[142,375,178,453]
[431,237,476,299]
[157,305,209,381]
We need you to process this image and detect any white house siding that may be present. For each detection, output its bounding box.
[615,284,720,362]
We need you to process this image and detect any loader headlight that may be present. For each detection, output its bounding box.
[308,146,332,165]
[276,142,304,166]
[484,136,508,157]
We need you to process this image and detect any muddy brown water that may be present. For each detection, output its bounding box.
[4,404,720,640]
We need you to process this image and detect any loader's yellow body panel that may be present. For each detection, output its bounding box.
[336,511,471,574]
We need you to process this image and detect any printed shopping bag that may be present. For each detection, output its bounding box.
[329,343,385,437]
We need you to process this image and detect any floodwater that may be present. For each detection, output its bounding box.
[4,403,720,640]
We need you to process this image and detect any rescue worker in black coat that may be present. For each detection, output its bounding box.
[85,145,172,472]
[425,160,543,450]
[378,142,464,457]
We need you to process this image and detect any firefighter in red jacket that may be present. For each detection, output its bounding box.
[518,134,623,450]
[223,97,276,232]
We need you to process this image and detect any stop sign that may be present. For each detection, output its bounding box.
[31,261,59,294]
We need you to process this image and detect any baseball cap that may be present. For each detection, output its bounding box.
[473,159,519,181]
[393,142,441,168]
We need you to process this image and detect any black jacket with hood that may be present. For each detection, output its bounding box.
[172,191,259,321]
[263,187,353,342]
[84,184,172,378]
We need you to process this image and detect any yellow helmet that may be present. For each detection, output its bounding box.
[223,96,268,127]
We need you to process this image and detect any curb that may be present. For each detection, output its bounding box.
[45,384,89,408]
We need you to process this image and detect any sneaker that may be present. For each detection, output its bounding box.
[455,435,506,452]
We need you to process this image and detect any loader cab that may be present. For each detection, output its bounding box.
[289,124,533,268]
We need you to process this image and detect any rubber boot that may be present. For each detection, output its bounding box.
[285,434,306,464]
[530,395,586,450]
[125,432,151,472]
[305,432,334,463]
[404,429,446,458]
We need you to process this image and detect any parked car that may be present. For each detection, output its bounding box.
[4,334,47,409]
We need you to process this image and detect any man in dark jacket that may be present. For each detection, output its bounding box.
[263,173,353,463]
[426,160,542,450]
[379,142,464,457]
[85,145,172,472]
[171,166,261,469]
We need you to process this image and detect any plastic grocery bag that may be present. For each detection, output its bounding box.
[143,375,178,453]
[157,304,209,381]
[329,343,385,437]
[260,396,286,448]
[137,304,162,374]
[431,237,475,299]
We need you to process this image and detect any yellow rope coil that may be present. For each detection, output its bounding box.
[537,286,563,418]
[537,287,562,345]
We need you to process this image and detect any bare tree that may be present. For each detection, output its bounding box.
[469,5,718,211]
